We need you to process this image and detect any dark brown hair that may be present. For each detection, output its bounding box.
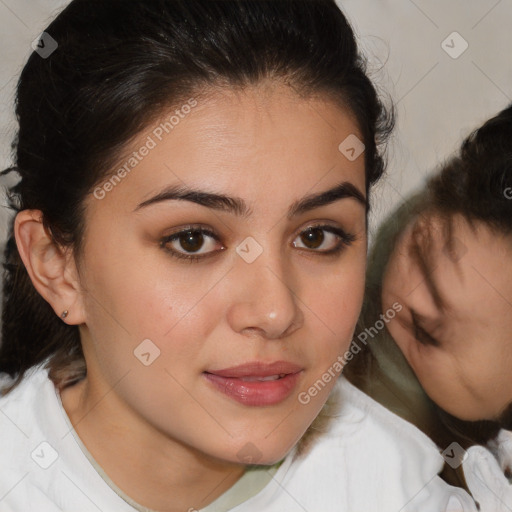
[0,0,393,392]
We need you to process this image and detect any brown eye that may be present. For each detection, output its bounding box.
[161,227,223,261]
[179,230,204,253]
[293,225,355,253]
[300,227,325,249]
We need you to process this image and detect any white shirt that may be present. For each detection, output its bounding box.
[0,362,484,512]
[463,431,512,511]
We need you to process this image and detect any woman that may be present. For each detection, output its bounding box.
[345,103,512,510]
[0,1,473,511]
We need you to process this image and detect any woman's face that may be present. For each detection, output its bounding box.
[75,84,367,465]
[382,212,512,423]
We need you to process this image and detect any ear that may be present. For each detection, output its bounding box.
[14,209,85,325]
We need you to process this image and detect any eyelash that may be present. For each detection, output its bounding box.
[411,310,440,347]
[159,224,356,263]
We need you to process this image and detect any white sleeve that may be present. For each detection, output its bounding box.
[487,429,512,475]
[463,445,512,512]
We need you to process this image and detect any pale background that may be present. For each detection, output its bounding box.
[0,0,510,306]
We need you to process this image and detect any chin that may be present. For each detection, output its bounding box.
[214,434,300,466]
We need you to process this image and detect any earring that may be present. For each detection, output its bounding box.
[61,310,69,319]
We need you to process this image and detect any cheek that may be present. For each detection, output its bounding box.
[82,228,216,329]
[78,241,227,389]
[381,301,444,400]
[329,269,365,337]
[384,310,511,421]
[394,339,483,420]
[309,252,367,356]
[416,364,478,420]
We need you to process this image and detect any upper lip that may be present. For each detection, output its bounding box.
[205,361,303,378]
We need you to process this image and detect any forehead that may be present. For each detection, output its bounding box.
[394,213,512,322]
[84,84,367,219]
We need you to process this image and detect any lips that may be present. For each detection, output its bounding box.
[203,361,303,406]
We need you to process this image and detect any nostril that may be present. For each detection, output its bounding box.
[240,326,268,339]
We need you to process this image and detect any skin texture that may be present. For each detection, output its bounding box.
[15,83,367,512]
[381,212,512,424]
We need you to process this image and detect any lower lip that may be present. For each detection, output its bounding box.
[203,372,302,406]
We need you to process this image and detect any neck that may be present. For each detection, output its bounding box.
[60,375,246,512]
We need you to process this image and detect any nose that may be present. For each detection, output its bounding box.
[226,251,304,340]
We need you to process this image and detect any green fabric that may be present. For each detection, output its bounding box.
[200,462,283,512]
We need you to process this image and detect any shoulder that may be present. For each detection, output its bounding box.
[0,363,60,474]
[0,362,137,511]
[0,363,62,510]
[0,363,50,439]
[463,439,512,512]
[311,375,446,455]
[253,376,478,512]
[486,428,512,475]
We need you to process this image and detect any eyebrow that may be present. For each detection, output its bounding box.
[133,181,367,217]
